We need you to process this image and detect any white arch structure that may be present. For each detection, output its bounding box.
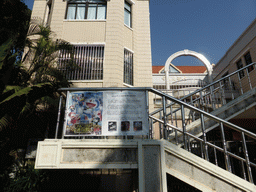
[164,49,213,90]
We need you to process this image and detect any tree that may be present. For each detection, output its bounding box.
[0,0,31,93]
[0,7,74,191]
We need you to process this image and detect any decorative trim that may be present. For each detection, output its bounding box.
[123,82,134,87]
[124,47,134,53]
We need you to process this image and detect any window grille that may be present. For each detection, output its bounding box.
[66,0,106,20]
[124,49,133,85]
[59,45,104,80]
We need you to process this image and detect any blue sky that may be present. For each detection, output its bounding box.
[24,0,256,66]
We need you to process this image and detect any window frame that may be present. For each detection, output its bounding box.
[244,51,254,73]
[65,0,107,20]
[124,0,132,28]
[123,49,134,86]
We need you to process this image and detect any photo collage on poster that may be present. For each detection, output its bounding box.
[65,92,103,136]
[107,121,143,132]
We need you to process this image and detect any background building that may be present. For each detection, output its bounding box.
[212,18,256,131]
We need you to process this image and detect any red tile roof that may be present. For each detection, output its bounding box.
[152,66,207,74]
[152,66,164,73]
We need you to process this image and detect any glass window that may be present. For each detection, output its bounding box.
[77,4,86,19]
[87,4,97,19]
[59,45,104,80]
[97,4,106,19]
[124,1,131,27]
[236,59,244,79]
[66,0,106,20]
[66,4,76,19]
[244,52,254,73]
[124,49,133,85]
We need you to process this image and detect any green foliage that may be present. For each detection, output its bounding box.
[0,3,74,191]
[1,161,47,192]
[0,0,31,93]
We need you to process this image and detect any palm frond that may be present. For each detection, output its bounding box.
[0,114,12,132]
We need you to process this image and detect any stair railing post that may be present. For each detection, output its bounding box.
[210,85,216,110]
[175,112,178,145]
[170,105,174,134]
[228,77,235,100]
[237,73,244,95]
[241,132,253,183]
[213,142,218,166]
[200,141,204,158]
[245,67,252,90]
[162,96,167,139]
[62,91,70,139]
[55,95,63,139]
[200,113,209,161]
[159,110,162,139]
[200,91,204,111]
[181,105,188,150]
[220,122,232,172]
[241,159,247,181]
[219,81,226,106]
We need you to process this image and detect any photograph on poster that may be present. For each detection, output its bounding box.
[108,121,117,131]
[133,121,142,131]
[65,92,103,136]
[121,121,130,131]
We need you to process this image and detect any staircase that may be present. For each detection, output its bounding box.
[39,76,256,191]
[163,140,256,192]
[149,62,256,187]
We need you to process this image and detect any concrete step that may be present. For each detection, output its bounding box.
[163,140,256,192]
[168,87,256,143]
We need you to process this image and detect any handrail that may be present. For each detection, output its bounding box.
[150,62,256,116]
[149,87,256,183]
[149,63,256,183]
[149,88,256,139]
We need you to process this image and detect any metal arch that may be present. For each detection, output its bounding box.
[164,49,213,90]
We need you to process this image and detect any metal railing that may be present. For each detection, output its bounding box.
[149,87,256,183]
[149,62,256,183]
[55,84,256,183]
[152,62,256,117]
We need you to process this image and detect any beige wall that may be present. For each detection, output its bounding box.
[63,21,106,43]
[30,0,152,89]
[213,19,256,94]
[213,19,256,80]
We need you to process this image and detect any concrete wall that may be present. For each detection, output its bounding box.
[35,139,256,191]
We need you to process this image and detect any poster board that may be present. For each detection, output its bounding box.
[64,91,148,136]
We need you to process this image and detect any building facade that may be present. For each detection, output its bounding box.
[212,18,256,128]
[31,0,152,88]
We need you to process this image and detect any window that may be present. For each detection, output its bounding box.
[59,45,104,80]
[244,52,254,73]
[153,85,166,90]
[45,1,52,26]
[124,49,133,85]
[154,98,162,105]
[124,1,131,27]
[236,59,244,79]
[66,0,106,20]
